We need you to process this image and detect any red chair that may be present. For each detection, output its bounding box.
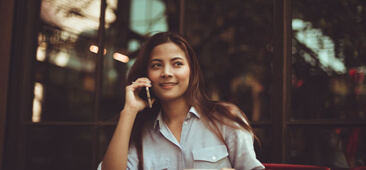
[263,163,331,170]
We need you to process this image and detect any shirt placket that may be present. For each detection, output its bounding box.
[158,112,194,170]
[179,113,194,170]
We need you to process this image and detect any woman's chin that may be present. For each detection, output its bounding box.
[157,95,185,103]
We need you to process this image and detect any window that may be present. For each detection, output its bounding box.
[289,0,366,168]
[3,0,366,170]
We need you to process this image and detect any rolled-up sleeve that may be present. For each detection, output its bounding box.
[226,128,264,170]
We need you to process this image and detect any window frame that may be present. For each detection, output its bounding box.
[2,0,366,170]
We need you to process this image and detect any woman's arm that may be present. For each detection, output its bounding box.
[101,78,152,170]
[102,108,138,170]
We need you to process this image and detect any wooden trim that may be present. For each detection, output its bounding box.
[3,0,41,169]
[283,0,292,163]
[93,0,107,169]
[272,0,292,163]
[95,0,106,123]
[0,0,16,169]
[179,0,185,34]
[287,120,366,127]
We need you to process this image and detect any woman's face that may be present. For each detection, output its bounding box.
[147,42,191,102]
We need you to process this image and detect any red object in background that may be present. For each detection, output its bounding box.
[335,128,342,134]
[349,68,357,77]
[263,163,330,170]
[296,79,304,88]
[346,128,361,167]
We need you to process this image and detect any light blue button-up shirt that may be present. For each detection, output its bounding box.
[98,107,264,170]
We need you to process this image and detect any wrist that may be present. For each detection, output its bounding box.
[120,107,139,117]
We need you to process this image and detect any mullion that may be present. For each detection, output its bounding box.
[272,0,292,163]
[93,0,107,169]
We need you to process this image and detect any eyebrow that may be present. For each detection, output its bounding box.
[150,57,184,62]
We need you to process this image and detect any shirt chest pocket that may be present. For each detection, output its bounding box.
[192,145,231,169]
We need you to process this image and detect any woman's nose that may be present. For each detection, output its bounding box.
[161,66,173,78]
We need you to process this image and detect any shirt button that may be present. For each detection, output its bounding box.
[212,156,217,161]
[187,114,191,119]
[184,121,188,125]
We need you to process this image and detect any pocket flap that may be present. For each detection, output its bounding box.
[192,145,229,163]
[145,158,169,170]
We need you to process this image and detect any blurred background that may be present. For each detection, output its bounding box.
[0,0,365,170]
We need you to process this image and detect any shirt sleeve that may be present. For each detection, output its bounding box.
[225,128,265,170]
[126,145,139,170]
[96,145,139,170]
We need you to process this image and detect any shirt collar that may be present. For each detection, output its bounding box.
[154,106,200,130]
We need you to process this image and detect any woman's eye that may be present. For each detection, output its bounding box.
[174,62,183,66]
[151,63,161,68]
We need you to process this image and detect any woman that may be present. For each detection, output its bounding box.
[99,32,264,170]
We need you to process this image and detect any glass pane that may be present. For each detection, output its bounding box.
[288,127,366,169]
[31,0,110,122]
[99,0,177,120]
[97,126,115,167]
[185,0,273,121]
[254,128,272,163]
[291,0,366,120]
[26,126,93,170]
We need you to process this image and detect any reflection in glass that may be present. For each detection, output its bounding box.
[97,127,115,166]
[253,128,272,163]
[26,127,93,170]
[185,0,273,121]
[130,0,168,34]
[40,0,116,34]
[32,82,44,122]
[31,0,120,121]
[289,127,366,169]
[291,0,366,120]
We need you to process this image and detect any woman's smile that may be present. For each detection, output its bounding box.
[159,82,178,88]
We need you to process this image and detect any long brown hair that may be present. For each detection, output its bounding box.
[126,32,257,170]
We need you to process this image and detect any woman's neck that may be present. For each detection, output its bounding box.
[160,98,190,125]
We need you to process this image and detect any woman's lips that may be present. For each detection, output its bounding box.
[159,82,177,88]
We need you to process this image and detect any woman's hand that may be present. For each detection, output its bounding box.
[124,77,154,113]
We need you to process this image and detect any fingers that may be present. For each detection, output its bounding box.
[133,77,151,84]
[123,77,155,112]
[131,77,151,88]
[126,78,152,92]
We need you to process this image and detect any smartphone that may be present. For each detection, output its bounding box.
[145,87,152,108]
[139,86,154,108]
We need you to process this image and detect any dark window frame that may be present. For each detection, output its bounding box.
[2,0,366,170]
[0,0,16,168]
